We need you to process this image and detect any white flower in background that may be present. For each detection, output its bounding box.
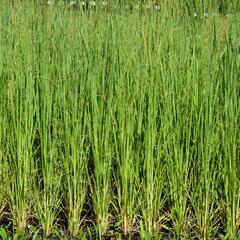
[82,1,85,6]
[144,3,151,9]
[90,1,96,6]
[47,0,51,5]
[102,1,108,6]
[204,12,208,18]
[146,4,151,9]
[194,12,197,17]
[155,4,160,10]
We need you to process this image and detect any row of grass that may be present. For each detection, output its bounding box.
[0,1,239,239]
[42,0,240,13]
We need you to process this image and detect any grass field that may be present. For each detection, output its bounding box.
[0,1,239,239]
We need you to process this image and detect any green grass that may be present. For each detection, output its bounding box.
[0,1,239,239]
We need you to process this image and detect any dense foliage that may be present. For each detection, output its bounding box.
[0,1,239,239]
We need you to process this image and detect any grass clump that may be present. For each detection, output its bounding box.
[0,1,239,239]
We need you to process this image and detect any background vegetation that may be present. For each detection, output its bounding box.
[0,0,239,239]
